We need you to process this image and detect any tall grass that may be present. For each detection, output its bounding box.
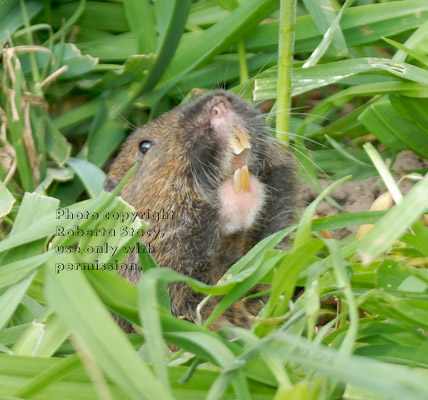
[0,1,428,399]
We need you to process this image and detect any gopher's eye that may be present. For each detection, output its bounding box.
[139,140,152,154]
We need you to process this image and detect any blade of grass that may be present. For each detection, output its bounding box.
[111,0,191,117]
[50,0,86,43]
[302,0,353,68]
[0,182,15,218]
[167,331,251,400]
[123,0,156,54]
[12,310,70,357]
[302,0,348,59]
[384,37,428,66]
[392,19,428,63]
[146,0,280,106]
[0,1,43,47]
[67,158,105,198]
[270,332,428,400]
[363,142,402,203]
[137,272,170,390]
[325,240,358,355]
[355,172,428,264]
[293,175,351,249]
[11,354,81,398]
[276,0,296,144]
[0,274,35,332]
[44,253,174,400]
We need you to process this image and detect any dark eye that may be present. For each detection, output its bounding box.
[139,140,152,154]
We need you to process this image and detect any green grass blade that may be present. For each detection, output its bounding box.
[0,1,42,47]
[267,240,324,319]
[45,116,72,167]
[123,0,156,54]
[293,176,350,249]
[137,272,171,391]
[303,81,428,135]
[363,142,402,203]
[203,251,287,329]
[311,211,386,231]
[325,240,358,355]
[392,19,428,63]
[302,0,353,67]
[112,0,191,117]
[356,172,428,263]
[0,252,51,290]
[142,0,191,92]
[11,354,81,398]
[167,332,251,400]
[0,182,15,218]
[302,0,348,60]
[254,58,428,101]
[276,0,297,144]
[148,0,279,105]
[67,158,105,198]
[12,313,70,357]
[270,332,428,400]
[384,37,428,66]
[0,274,35,332]
[44,254,174,400]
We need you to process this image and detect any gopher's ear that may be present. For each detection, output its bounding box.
[103,178,118,192]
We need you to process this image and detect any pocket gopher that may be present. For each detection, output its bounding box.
[105,91,294,327]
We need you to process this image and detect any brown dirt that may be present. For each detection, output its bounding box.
[298,150,428,239]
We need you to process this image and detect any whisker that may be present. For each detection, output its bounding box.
[117,114,138,130]
[267,128,328,149]
[286,143,328,178]
[237,52,278,99]
[255,110,332,122]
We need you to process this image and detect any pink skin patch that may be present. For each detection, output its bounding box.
[209,98,266,234]
[210,102,230,143]
[218,175,266,235]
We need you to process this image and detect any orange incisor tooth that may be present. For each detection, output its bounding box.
[233,165,250,193]
[231,127,251,155]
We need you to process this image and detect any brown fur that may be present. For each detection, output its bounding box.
[105,91,295,330]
